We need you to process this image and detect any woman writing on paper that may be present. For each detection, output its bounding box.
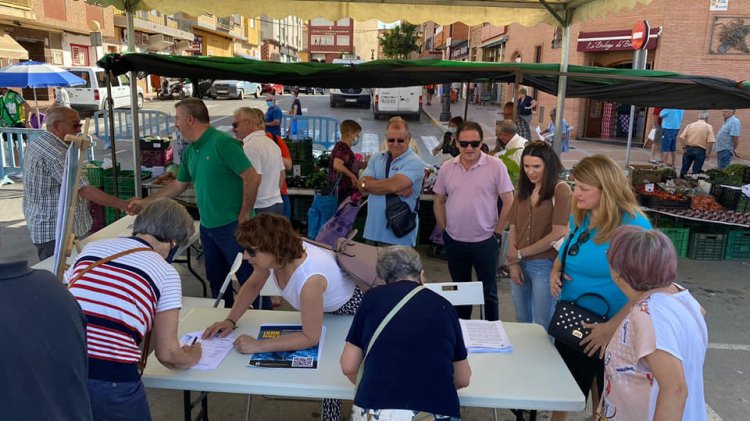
[596,226,707,420]
[202,213,361,420]
[341,246,471,421]
[549,155,652,421]
[507,141,571,330]
[66,200,202,421]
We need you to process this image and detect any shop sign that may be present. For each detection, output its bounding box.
[577,28,659,52]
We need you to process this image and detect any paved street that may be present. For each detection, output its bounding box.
[1,94,748,420]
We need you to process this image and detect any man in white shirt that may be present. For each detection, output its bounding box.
[494,119,528,167]
[233,107,285,215]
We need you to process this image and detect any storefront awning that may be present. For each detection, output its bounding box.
[0,33,29,61]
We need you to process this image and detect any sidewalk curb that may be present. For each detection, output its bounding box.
[422,108,446,130]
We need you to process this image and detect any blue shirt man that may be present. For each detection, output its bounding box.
[360,118,425,246]
[659,109,684,167]
[715,110,742,169]
[264,95,283,138]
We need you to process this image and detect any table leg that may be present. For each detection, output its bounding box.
[186,246,208,297]
[182,390,209,421]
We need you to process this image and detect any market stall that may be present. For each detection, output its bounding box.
[631,164,750,260]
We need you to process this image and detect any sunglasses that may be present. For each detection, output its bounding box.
[568,230,590,256]
[245,247,257,257]
[458,141,482,148]
[387,138,406,144]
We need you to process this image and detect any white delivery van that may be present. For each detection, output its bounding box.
[62,66,144,114]
[372,86,422,120]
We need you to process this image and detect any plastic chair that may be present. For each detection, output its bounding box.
[423,281,485,319]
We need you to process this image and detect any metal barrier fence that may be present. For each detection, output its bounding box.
[0,128,95,185]
[92,109,172,146]
[280,115,340,149]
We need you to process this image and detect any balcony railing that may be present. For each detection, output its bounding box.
[0,0,31,9]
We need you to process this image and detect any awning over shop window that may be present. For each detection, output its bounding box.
[577,28,660,52]
[0,33,29,61]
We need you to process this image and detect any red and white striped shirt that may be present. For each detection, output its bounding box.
[65,237,181,379]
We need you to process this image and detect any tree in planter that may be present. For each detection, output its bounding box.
[379,23,420,59]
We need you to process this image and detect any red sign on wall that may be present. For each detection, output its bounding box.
[631,20,650,50]
[576,28,660,52]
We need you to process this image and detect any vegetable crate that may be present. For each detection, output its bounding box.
[629,165,662,185]
[139,137,171,151]
[688,233,726,260]
[711,184,744,211]
[291,196,314,229]
[84,161,121,189]
[141,149,169,167]
[103,170,152,199]
[638,195,692,209]
[724,230,750,260]
[286,139,313,162]
[104,208,124,226]
[658,227,690,258]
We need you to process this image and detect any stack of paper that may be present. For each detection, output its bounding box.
[459,319,513,353]
[180,330,236,370]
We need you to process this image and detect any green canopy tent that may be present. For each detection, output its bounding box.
[99,54,750,109]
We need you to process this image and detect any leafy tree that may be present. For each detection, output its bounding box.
[379,23,420,59]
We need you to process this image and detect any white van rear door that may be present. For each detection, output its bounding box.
[398,86,421,113]
[377,88,399,113]
[65,69,96,105]
[116,74,133,108]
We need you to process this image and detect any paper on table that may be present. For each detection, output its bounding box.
[459,319,513,353]
[180,330,236,370]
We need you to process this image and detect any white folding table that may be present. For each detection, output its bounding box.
[142,308,585,420]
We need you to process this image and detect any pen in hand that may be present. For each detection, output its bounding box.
[191,336,198,346]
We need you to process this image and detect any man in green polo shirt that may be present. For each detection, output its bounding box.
[0,88,32,128]
[130,98,262,309]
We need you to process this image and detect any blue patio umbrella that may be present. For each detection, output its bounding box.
[0,61,86,127]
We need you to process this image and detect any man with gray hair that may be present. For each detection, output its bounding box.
[22,106,129,260]
[494,118,528,166]
[678,111,715,177]
[715,109,742,169]
[340,246,471,420]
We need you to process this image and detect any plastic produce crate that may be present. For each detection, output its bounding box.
[639,195,691,209]
[84,161,120,188]
[139,137,171,151]
[292,195,314,226]
[688,233,726,260]
[629,164,662,185]
[103,170,152,199]
[104,207,123,225]
[724,230,750,260]
[658,227,690,258]
[141,149,169,167]
[288,160,314,177]
[286,139,313,161]
[711,184,743,211]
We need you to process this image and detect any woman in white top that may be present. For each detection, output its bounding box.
[203,213,360,421]
[596,226,707,421]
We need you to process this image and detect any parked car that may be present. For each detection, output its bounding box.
[290,86,323,95]
[330,58,369,108]
[261,83,283,95]
[209,80,262,99]
[373,86,422,120]
[62,66,144,114]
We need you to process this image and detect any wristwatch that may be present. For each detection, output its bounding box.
[360,180,366,191]
[517,249,523,261]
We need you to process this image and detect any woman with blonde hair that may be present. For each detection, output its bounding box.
[549,154,652,421]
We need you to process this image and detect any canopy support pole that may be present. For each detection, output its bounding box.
[625,49,649,168]
[127,9,142,197]
[552,13,572,156]
[538,0,567,26]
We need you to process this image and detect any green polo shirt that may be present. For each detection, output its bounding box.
[177,127,251,228]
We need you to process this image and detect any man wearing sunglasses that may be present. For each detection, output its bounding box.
[22,106,130,260]
[358,117,425,246]
[433,121,515,321]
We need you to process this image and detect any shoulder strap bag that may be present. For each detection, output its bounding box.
[355,285,425,389]
[68,247,154,373]
[384,154,418,238]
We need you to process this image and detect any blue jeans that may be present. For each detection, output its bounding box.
[681,146,707,177]
[511,258,555,330]
[282,194,291,219]
[200,221,270,309]
[661,129,678,152]
[87,379,152,421]
[717,149,733,169]
[443,232,499,321]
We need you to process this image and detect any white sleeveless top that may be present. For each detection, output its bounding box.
[273,242,356,312]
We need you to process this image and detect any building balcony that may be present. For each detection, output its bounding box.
[113,14,194,41]
[0,0,30,9]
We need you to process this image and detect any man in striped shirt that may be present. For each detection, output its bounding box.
[22,106,130,260]
[66,200,201,420]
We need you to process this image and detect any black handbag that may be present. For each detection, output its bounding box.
[384,154,418,238]
[548,225,609,352]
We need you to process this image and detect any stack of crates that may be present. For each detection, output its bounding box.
[286,138,314,177]
[102,170,152,225]
[83,160,120,189]
[687,232,726,260]
[724,231,750,260]
[657,227,690,258]
[140,137,171,173]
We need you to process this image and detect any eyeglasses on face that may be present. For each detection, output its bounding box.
[458,140,482,148]
[232,119,252,129]
[387,138,406,144]
[568,230,591,256]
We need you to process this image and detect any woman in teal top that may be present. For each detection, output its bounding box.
[549,155,652,421]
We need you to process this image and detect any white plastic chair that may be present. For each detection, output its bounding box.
[424,281,485,319]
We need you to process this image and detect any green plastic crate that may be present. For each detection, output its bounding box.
[104,207,123,225]
[287,160,315,177]
[103,170,152,199]
[291,196,314,226]
[724,230,750,260]
[286,139,313,161]
[84,161,120,188]
[658,227,690,258]
[688,233,726,260]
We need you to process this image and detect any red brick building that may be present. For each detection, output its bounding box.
[497,0,749,151]
[308,17,353,63]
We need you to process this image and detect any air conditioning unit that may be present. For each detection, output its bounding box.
[175,40,192,53]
